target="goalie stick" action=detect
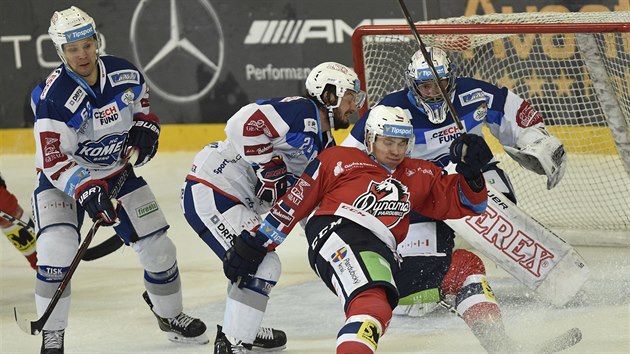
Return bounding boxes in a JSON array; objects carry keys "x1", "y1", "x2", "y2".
[
  {"x1": 0, "y1": 210, "x2": 123, "y2": 262},
  {"x1": 14, "y1": 150, "x2": 138, "y2": 335},
  {"x1": 395, "y1": 0, "x2": 588, "y2": 306}
]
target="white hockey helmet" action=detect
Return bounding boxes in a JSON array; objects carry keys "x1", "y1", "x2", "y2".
[
  {"x1": 405, "y1": 47, "x2": 456, "y2": 125},
  {"x1": 364, "y1": 105, "x2": 415, "y2": 156},
  {"x1": 306, "y1": 62, "x2": 366, "y2": 110},
  {"x1": 48, "y1": 6, "x2": 100, "y2": 64}
]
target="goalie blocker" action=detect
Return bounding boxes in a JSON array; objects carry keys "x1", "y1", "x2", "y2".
[{"x1": 446, "y1": 182, "x2": 589, "y2": 306}]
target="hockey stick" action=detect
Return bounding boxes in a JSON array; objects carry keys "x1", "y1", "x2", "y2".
[
  {"x1": 14, "y1": 150, "x2": 138, "y2": 335},
  {"x1": 438, "y1": 300, "x2": 582, "y2": 352},
  {"x1": 0, "y1": 210, "x2": 123, "y2": 261},
  {"x1": 396, "y1": 0, "x2": 463, "y2": 131}
]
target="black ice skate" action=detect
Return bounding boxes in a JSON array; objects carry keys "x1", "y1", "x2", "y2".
[
  {"x1": 216, "y1": 324, "x2": 287, "y2": 352},
  {"x1": 41, "y1": 329, "x2": 64, "y2": 354},
  {"x1": 142, "y1": 291, "x2": 208, "y2": 344},
  {"x1": 214, "y1": 325, "x2": 250, "y2": 354}
]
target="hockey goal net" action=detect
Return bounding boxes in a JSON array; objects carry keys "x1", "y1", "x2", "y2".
[{"x1": 352, "y1": 12, "x2": 630, "y2": 242}]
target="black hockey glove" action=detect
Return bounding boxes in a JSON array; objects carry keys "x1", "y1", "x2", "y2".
[
  {"x1": 223, "y1": 230, "x2": 267, "y2": 288},
  {"x1": 450, "y1": 134, "x2": 493, "y2": 191},
  {"x1": 253, "y1": 156, "x2": 288, "y2": 203},
  {"x1": 76, "y1": 180, "x2": 118, "y2": 226},
  {"x1": 126, "y1": 113, "x2": 160, "y2": 167}
]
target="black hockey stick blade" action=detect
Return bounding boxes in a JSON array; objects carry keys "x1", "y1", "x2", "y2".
[
  {"x1": 82, "y1": 235, "x2": 124, "y2": 261},
  {"x1": 535, "y1": 327, "x2": 582, "y2": 353}
]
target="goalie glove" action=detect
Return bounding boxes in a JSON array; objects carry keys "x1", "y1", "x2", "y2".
[
  {"x1": 253, "y1": 156, "x2": 288, "y2": 204},
  {"x1": 503, "y1": 126, "x2": 567, "y2": 189}
]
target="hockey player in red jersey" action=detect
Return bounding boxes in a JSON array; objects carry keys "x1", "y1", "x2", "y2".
[
  {"x1": 222, "y1": 105, "x2": 494, "y2": 354},
  {"x1": 0, "y1": 174, "x2": 37, "y2": 269}
]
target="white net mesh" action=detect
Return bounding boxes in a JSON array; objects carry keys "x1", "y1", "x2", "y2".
[{"x1": 354, "y1": 12, "x2": 630, "y2": 232}]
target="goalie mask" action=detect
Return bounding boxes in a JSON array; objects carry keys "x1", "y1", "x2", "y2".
[
  {"x1": 364, "y1": 105, "x2": 415, "y2": 156},
  {"x1": 306, "y1": 62, "x2": 366, "y2": 128},
  {"x1": 49, "y1": 6, "x2": 100, "y2": 65},
  {"x1": 405, "y1": 47, "x2": 456, "y2": 125}
]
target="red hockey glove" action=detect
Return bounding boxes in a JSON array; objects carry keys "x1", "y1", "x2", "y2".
[
  {"x1": 223, "y1": 230, "x2": 267, "y2": 288},
  {"x1": 450, "y1": 134, "x2": 493, "y2": 191},
  {"x1": 75, "y1": 180, "x2": 118, "y2": 226},
  {"x1": 126, "y1": 113, "x2": 160, "y2": 167},
  {"x1": 253, "y1": 156, "x2": 288, "y2": 203}
]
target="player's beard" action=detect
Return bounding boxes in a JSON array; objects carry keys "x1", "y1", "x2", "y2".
[{"x1": 332, "y1": 111, "x2": 351, "y2": 130}]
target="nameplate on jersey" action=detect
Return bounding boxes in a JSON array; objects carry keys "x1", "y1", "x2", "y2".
[
  {"x1": 424, "y1": 121, "x2": 466, "y2": 150},
  {"x1": 458, "y1": 88, "x2": 493, "y2": 107},
  {"x1": 108, "y1": 70, "x2": 140, "y2": 87},
  {"x1": 64, "y1": 87, "x2": 87, "y2": 113},
  {"x1": 92, "y1": 102, "x2": 121, "y2": 130}
]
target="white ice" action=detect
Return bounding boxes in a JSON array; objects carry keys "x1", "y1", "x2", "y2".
[{"x1": 1, "y1": 152, "x2": 628, "y2": 353}]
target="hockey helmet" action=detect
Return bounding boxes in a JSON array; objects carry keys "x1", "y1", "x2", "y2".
[
  {"x1": 364, "y1": 105, "x2": 415, "y2": 156},
  {"x1": 405, "y1": 47, "x2": 456, "y2": 124},
  {"x1": 306, "y1": 62, "x2": 366, "y2": 110},
  {"x1": 49, "y1": 6, "x2": 100, "y2": 64}
]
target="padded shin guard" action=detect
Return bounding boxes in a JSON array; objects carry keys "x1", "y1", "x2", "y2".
[{"x1": 336, "y1": 288, "x2": 391, "y2": 354}]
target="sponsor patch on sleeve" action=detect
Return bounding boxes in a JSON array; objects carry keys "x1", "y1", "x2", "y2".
[
  {"x1": 40, "y1": 131, "x2": 67, "y2": 168},
  {"x1": 107, "y1": 70, "x2": 140, "y2": 87},
  {"x1": 516, "y1": 101, "x2": 543, "y2": 127}
]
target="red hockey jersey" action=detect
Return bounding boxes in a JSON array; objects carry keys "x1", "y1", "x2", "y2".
[{"x1": 258, "y1": 146, "x2": 487, "y2": 249}]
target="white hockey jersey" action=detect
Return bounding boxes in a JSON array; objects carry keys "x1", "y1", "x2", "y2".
[
  {"x1": 186, "y1": 96, "x2": 334, "y2": 214},
  {"x1": 31, "y1": 56, "x2": 149, "y2": 198}
]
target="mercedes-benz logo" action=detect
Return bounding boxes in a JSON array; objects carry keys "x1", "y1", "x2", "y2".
[{"x1": 130, "y1": 0, "x2": 224, "y2": 103}]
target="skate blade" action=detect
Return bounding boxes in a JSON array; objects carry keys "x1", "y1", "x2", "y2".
[
  {"x1": 166, "y1": 332, "x2": 210, "y2": 345},
  {"x1": 251, "y1": 344, "x2": 287, "y2": 352}
]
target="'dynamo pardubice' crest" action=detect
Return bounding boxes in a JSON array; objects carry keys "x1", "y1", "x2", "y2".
[{"x1": 352, "y1": 177, "x2": 410, "y2": 227}]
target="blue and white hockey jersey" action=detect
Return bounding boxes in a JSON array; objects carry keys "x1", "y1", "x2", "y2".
[
  {"x1": 31, "y1": 55, "x2": 149, "y2": 198},
  {"x1": 186, "y1": 96, "x2": 334, "y2": 214},
  {"x1": 343, "y1": 77, "x2": 544, "y2": 168}
]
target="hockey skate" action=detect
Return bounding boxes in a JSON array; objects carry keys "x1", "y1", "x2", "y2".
[
  {"x1": 41, "y1": 329, "x2": 64, "y2": 354},
  {"x1": 142, "y1": 291, "x2": 208, "y2": 344},
  {"x1": 216, "y1": 324, "x2": 287, "y2": 352}
]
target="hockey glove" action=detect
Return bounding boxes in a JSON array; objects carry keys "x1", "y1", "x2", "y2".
[
  {"x1": 76, "y1": 180, "x2": 118, "y2": 226},
  {"x1": 223, "y1": 230, "x2": 267, "y2": 288},
  {"x1": 125, "y1": 113, "x2": 160, "y2": 167},
  {"x1": 450, "y1": 134, "x2": 493, "y2": 191},
  {"x1": 253, "y1": 156, "x2": 288, "y2": 204}
]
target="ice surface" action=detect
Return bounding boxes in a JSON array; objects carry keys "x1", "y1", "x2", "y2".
[{"x1": 1, "y1": 152, "x2": 628, "y2": 353}]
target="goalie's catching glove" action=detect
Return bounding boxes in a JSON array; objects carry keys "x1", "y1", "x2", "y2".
[
  {"x1": 223, "y1": 230, "x2": 267, "y2": 288},
  {"x1": 450, "y1": 134, "x2": 493, "y2": 191},
  {"x1": 253, "y1": 156, "x2": 288, "y2": 203},
  {"x1": 503, "y1": 126, "x2": 567, "y2": 189},
  {"x1": 75, "y1": 180, "x2": 118, "y2": 226},
  {"x1": 125, "y1": 113, "x2": 160, "y2": 167}
]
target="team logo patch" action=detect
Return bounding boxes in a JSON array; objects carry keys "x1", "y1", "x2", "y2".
[
  {"x1": 76, "y1": 134, "x2": 126, "y2": 166},
  {"x1": 352, "y1": 178, "x2": 410, "y2": 228},
  {"x1": 121, "y1": 88, "x2": 135, "y2": 106},
  {"x1": 108, "y1": 70, "x2": 140, "y2": 87},
  {"x1": 136, "y1": 201, "x2": 159, "y2": 218},
  {"x1": 40, "y1": 131, "x2": 67, "y2": 168},
  {"x1": 516, "y1": 101, "x2": 543, "y2": 127},
  {"x1": 331, "y1": 247, "x2": 348, "y2": 263},
  {"x1": 242, "y1": 109, "x2": 280, "y2": 137},
  {"x1": 357, "y1": 319, "x2": 380, "y2": 350},
  {"x1": 473, "y1": 103, "x2": 487, "y2": 121}
]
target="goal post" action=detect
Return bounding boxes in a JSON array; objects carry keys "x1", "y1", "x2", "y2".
[{"x1": 351, "y1": 12, "x2": 630, "y2": 242}]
